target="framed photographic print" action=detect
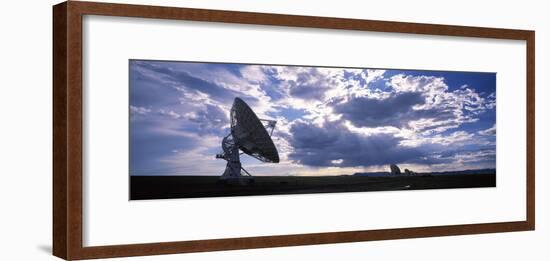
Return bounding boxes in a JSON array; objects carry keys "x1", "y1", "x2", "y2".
[{"x1": 53, "y1": 1, "x2": 535, "y2": 260}]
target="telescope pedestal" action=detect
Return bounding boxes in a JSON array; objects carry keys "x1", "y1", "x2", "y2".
[
  {"x1": 220, "y1": 159, "x2": 242, "y2": 179},
  {"x1": 217, "y1": 135, "x2": 253, "y2": 185}
]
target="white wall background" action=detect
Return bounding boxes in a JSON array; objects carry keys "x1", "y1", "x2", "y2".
[{"x1": 0, "y1": 0, "x2": 547, "y2": 260}]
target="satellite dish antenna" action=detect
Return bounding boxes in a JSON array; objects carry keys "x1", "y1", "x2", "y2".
[{"x1": 216, "y1": 97, "x2": 279, "y2": 183}]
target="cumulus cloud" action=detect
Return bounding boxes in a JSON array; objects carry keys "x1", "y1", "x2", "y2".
[
  {"x1": 362, "y1": 69, "x2": 386, "y2": 85},
  {"x1": 184, "y1": 104, "x2": 230, "y2": 135},
  {"x1": 288, "y1": 120, "x2": 435, "y2": 168},
  {"x1": 240, "y1": 65, "x2": 268, "y2": 83},
  {"x1": 270, "y1": 66, "x2": 338, "y2": 101},
  {"x1": 385, "y1": 74, "x2": 492, "y2": 133},
  {"x1": 330, "y1": 92, "x2": 425, "y2": 128}
]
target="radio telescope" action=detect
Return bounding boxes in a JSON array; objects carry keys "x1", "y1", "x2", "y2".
[{"x1": 216, "y1": 97, "x2": 279, "y2": 183}]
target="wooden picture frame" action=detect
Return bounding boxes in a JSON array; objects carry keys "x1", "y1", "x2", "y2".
[{"x1": 53, "y1": 1, "x2": 535, "y2": 260}]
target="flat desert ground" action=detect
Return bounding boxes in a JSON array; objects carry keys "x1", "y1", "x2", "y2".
[{"x1": 130, "y1": 173, "x2": 496, "y2": 200}]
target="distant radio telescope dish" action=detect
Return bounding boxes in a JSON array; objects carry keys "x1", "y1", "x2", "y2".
[
  {"x1": 216, "y1": 97, "x2": 279, "y2": 182},
  {"x1": 390, "y1": 164, "x2": 401, "y2": 175}
]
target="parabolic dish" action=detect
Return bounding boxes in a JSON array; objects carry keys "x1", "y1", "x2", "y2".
[{"x1": 231, "y1": 97, "x2": 280, "y2": 163}]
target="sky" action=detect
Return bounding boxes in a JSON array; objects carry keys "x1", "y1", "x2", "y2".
[{"x1": 129, "y1": 60, "x2": 496, "y2": 176}]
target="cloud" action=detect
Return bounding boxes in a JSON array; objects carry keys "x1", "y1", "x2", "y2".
[
  {"x1": 130, "y1": 120, "x2": 202, "y2": 174},
  {"x1": 478, "y1": 124, "x2": 496, "y2": 136},
  {"x1": 342, "y1": 74, "x2": 493, "y2": 135},
  {"x1": 420, "y1": 130, "x2": 475, "y2": 146},
  {"x1": 183, "y1": 104, "x2": 230, "y2": 135},
  {"x1": 132, "y1": 61, "x2": 243, "y2": 105},
  {"x1": 288, "y1": 120, "x2": 435, "y2": 168},
  {"x1": 270, "y1": 66, "x2": 337, "y2": 101},
  {"x1": 240, "y1": 65, "x2": 268, "y2": 83},
  {"x1": 434, "y1": 148, "x2": 496, "y2": 167},
  {"x1": 330, "y1": 91, "x2": 425, "y2": 128},
  {"x1": 157, "y1": 109, "x2": 182, "y2": 119},
  {"x1": 130, "y1": 105, "x2": 151, "y2": 117},
  {"x1": 363, "y1": 69, "x2": 386, "y2": 85}
]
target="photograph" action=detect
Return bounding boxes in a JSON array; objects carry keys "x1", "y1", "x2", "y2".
[{"x1": 129, "y1": 60, "x2": 497, "y2": 200}]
